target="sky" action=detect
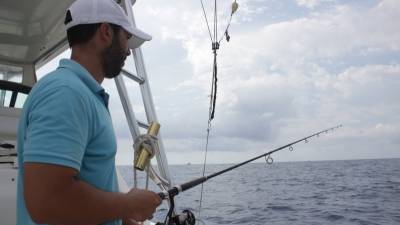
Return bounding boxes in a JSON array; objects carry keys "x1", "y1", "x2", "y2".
[{"x1": 38, "y1": 0, "x2": 400, "y2": 165}]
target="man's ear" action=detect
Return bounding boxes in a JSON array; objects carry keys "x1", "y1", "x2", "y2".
[{"x1": 97, "y1": 23, "x2": 114, "y2": 46}]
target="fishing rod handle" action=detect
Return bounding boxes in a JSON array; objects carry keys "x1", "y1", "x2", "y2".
[
  {"x1": 157, "y1": 187, "x2": 179, "y2": 200},
  {"x1": 157, "y1": 177, "x2": 208, "y2": 200}
]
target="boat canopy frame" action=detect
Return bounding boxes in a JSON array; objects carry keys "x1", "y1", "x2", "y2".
[{"x1": 0, "y1": 0, "x2": 174, "y2": 191}]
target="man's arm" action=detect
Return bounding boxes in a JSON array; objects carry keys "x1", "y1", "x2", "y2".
[{"x1": 24, "y1": 162, "x2": 161, "y2": 225}]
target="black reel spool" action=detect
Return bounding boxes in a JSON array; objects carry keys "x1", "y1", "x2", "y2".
[
  {"x1": 156, "y1": 209, "x2": 196, "y2": 225},
  {"x1": 175, "y1": 209, "x2": 196, "y2": 225}
]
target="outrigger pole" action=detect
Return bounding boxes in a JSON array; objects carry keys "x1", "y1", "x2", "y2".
[{"x1": 158, "y1": 124, "x2": 342, "y2": 200}]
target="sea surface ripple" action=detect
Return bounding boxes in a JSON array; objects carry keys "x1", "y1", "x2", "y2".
[{"x1": 118, "y1": 158, "x2": 400, "y2": 225}]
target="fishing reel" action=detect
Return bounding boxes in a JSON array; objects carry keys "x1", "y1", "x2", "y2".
[
  {"x1": 133, "y1": 122, "x2": 196, "y2": 225},
  {"x1": 156, "y1": 209, "x2": 196, "y2": 225}
]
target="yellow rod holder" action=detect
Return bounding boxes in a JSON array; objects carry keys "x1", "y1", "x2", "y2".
[{"x1": 134, "y1": 121, "x2": 161, "y2": 171}]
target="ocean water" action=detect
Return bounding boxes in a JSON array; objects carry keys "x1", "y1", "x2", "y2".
[{"x1": 118, "y1": 158, "x2": 400, "y2": 225}]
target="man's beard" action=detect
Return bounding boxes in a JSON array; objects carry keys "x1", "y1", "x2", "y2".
[{"x1": 102, "y1": 36, "x2": 126, "y2": 79}]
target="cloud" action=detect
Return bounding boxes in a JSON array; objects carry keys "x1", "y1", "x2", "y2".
[
  {"x1": 296, "y1": 0, "x2": 335, "y2": 9},
  {"x1": 110, "y1": 0, "x2": 400, "y2": 163}
]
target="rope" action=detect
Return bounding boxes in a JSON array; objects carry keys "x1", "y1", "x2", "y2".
[
  {"x1": 133, "y1": 166, "x2": 137, "y2": 188},
  {"x1": 199, "y1": 0, "x2": 220, "y2": 219},
  {"x1": 133, "y1": 134, "x2": 158, "y2": 159},
  {"x1": 145, "y1": 165, "x2": 150, "y2": 189},
  {"x1": 214, "y1": 0, "x2": 217, "y2": 42},
  {"x1": 133, "y1": 134, "x2": 158, "y2": 189},
  {"x1": 210, "y1": 51, "x2": 218, "y2": 120},
  {"x1": 200, "y1": 0, "x2": 213, "y2": 43},
  {"x1": 199, "y1": 47, "x2": 219, "y2": 218},
  {"x1": 198, "y1": 0, "x2": 237, "y2": 221},
  {"x1": 218, "y1": 14, "x2": 233, "y2": 44},
  {"x1": 199, "y1": 51, "x2": 218, "y2": 216}
]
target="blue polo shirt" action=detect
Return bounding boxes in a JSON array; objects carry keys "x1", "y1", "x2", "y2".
[{"x1": 17, "y1": 59, "x2": 120, "y2": 225}]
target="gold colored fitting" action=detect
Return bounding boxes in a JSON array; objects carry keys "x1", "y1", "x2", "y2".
[{"x1": 134, "y1": 121, "x2": 160, "y2": 171}]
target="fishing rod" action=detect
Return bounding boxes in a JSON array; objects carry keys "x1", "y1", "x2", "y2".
[{"x1": 155, "y1": 125, "x2": 342, "y2": 225}]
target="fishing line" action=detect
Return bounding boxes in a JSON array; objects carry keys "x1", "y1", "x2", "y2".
[
  {"x1": 198, "y1": 1, "x2": 240, "y2": 220},
  {"x1": 198, "y1": 121, "x2": 211, "y2": 218}
]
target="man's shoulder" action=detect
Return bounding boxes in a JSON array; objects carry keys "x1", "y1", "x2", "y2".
[
  {"x1": 32, "y1": 68, "x2": 91, "y2": 99},
  {"x1": 38, "y1": 68, "x2": 85, "y2": 90},
  {"x1": 23, "y1": 69, "x2": 93, "y2": 114}
]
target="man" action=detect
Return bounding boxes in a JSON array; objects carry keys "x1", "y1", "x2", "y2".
[{"x1": 16, "y1": 0, "x2": 161, "y2": 224}]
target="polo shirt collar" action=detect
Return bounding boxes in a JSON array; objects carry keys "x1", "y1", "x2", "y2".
[{"x1": 58, "y1": 59, "x2": 109, "y2": 107}]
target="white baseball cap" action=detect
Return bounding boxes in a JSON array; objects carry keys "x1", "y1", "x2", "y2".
[{"x1": 65, "y1": 0, "x2": 152, "y2": 49}]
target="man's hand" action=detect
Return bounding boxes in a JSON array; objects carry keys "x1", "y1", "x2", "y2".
[{"x1": 124, "y1": 188, "x2": 162, "y2": 222}]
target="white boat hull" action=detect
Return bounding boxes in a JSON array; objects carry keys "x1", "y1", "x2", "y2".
[
  {"x1": 0, "y1": 165, "x2": 150, "y2": 225},
  {"x1": 0, "y1": 164, "x2": 17, "y2": 225}
]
